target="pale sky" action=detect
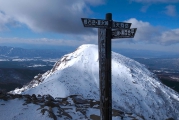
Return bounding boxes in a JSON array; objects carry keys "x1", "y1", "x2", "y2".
[{"x1": 0, "y1": 0, "x2": 179, "y2": 53}]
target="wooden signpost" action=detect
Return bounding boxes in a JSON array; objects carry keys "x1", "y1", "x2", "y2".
[{"x1": 81, "y1": 13, "x2": 137, "y2": 120}]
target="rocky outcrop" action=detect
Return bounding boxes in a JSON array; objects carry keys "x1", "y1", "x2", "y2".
[{"x1": 0, "y1": 92, "x2": 175, "y2": 120}]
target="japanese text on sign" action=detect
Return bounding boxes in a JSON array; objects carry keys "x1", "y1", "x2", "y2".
[
  {"x1": 82, "y1": 18, "x2": 109, "y2": 27},
  {"x1": 112, "y1": 22, "x2": 131, "y2": 29},
  {"x1": 112, "y1": 28, "x2": 137, "y2": 38}
]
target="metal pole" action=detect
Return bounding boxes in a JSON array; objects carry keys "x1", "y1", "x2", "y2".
[{"x1": 98, "y1": 13, "x2": 112, "y2": 120}]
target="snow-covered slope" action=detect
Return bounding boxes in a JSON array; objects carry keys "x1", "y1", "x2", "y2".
[{"x1": 10, "y1": 44, "x2": 179, "y2": 119}]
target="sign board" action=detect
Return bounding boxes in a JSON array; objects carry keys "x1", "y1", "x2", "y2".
[
  {"x1": 112, "y1": 28, "x2": 137, "y2": 39},
  {"x1": 112, "y1": 21, "x2": 131, "y2": 29},
  {"x1": 81, "y1": 18, "x2": 132, "y2": 29},
  {"x1": 81, "y1": 18, "x2": 109, "y2": 28}
]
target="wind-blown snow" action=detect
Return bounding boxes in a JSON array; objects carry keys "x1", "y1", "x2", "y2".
[{"x1": 10, "y1": 44, "x2": 179, "y2": 119}]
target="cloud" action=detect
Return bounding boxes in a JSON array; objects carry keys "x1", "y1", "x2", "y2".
[
  {"x1": 131, "y1": 0, "x2": 179, "y2": 3},
  {"x1": 0, "y1": 11, "x2": 11, "y2": 31},
  {"x1": 159, "y1": 29, "x2": 179, "y2": 44},
  {"x1": 140, "y1": 5, "x2": 150, "y2": 12},
  {"x1": 164, "y1": 5, "x2": 177, "y2": 16},
  {"x1": 0, "y1": 0, "x2": 103, "y2": 34},
  {"x1": 132, "y1": 0, "x2": 179, "y2": 13},
  {"x1": 113, "y1": 18, "x2": 179, "y2": 45},
  {"x1": 124, "y1": 18, "x2": 160, "y2": 42},
  {"x1": 1, "y1": 18, "x2": 179, "y2": 47},
  {"x1": 0, "y1": 34, "x2": 98, "y2": 48}
]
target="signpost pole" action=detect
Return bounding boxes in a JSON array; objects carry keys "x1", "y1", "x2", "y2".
[
  {"x1": 105, "y1": 13, "x2": 112, "y2": 120},
  {"x1": 98, "y1": 13, "x2": 112, "y2": 120}
]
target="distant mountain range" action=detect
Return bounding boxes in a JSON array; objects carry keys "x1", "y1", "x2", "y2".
[
  {"x1": 9, "y1": 44, "x2": 179, "y2": 119},
  {"x1": 0, "y1": 46, "x2": 68, "y2": 59},
  {"x1": 0, "y1": 46, "x2": 178, "y2": 60},
  {"x1": 113, "y1": 48, "x2": 179, "y2": 58}
]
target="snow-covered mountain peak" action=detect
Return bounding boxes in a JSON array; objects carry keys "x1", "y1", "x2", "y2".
[
  {"x1": 10, "y1": 44, "x2": 179, "y2": 119},
  {"x1": 52, "y1": 44, "x2": 98, "y2": 72}
]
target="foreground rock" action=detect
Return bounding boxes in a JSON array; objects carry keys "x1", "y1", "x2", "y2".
[{"x1": 0, "y1": 93, "x2": 151, "y2": 120}]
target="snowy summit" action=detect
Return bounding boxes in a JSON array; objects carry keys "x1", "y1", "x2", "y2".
[{"x1": 1, "y1": 44, "x2": 179, "y2": 119}]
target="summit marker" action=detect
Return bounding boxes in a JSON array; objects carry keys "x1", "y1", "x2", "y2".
[{"x1": 81, "y1": 13, "x2": 137, "y2": 120}]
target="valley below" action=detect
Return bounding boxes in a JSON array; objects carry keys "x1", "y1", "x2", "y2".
[
  {"x1": 0, "y1": 60, "x2": 55, "y2": 92},
  {"x1": 134, "y1": 58, "x2": 179, "y2": 93}
]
